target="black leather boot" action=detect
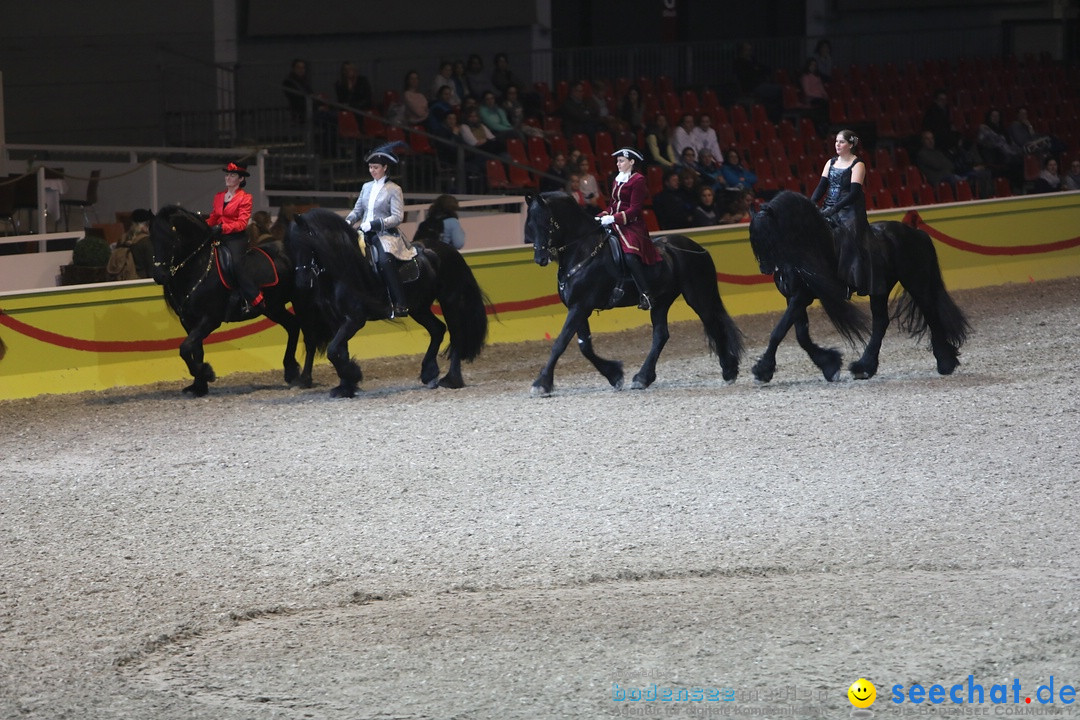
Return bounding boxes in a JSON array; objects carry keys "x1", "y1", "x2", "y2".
[{"x1": 625, "y1": 254, "x2": 653, "y2": 310}]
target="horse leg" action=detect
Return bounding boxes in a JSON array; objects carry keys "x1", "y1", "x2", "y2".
[
  {"x1": 410, "y1": 306, "x2": 448, "y2": 388},
  {"x1": 631, "y1": 304, "x2": 670, "y2": 390},
  {"x1": 326, "y1": 317, "x2": 366, "y2": 398},
  {"x1": 792, "y1": 305, "x2": 844, "y2": 382},
  {"x1": 532, "y1": 305, "x2": 591, "y2": 396},
  {"x1": 261, "y1": 303, "x2": 301, "y2": 385},
  {"x1": 752, "y1": 292, "x2": 809, "y2": 383},
  {"x1": 576, "y1": 318, "x2": 625, "y2": 390},
  {"x1": 850, "y1": 293, "x2": 890, "y2": 379},
  {"x1": 178, "y1": 316, "x2": 221, "y2": 397}
]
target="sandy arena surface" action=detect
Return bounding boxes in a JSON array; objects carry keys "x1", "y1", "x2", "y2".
[{"x1": 1, "y1": 277, "x2": 1078, "y2": 719}]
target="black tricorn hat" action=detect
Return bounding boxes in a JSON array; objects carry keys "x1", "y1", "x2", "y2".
[{"x1": 130, "y1": 208, "x2": 155, "y2": 224}]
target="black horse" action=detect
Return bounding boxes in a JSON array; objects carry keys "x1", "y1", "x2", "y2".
[
  {"x1": 285, "y1": 208, "x2": 489, "y2": 398},
  {"x1": 748, "y1": 190, "x2": 970, "y2": 382},
  {"x1": 523, "y1": 191, "x2": 743, "y2": 395},
  {"x1": 149, "y1": 205, "x2": 315, "y2": 396}
]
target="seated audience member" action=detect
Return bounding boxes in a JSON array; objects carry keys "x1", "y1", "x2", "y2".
[
  {"x1": 652, "y1": 168, "x2": 695, "y2": 230},
  {"x1": 672, "y1": 113, "x2": 697, "y2": 159},
  {"x1": 677, "y1": 168, "x2": 700, "y2": 209},
  {"x1": 977, "y1": 108, "x2": 1023, "y2": 186},
  {"x1": 799, "y1": 57, "x2": 829, "y2": 132},
  {"x1": 541, "y1": 152, "x2": 572, "y2": 192},
  {"x1": 417, "y1": 194, "x2": 466, "y2": 249},
  {"x1": 721, "y1": 149, "x2": 757, "y2": 192},
  {"x1": 108, "y1": 208, "x2": 155, "y2": 279},
  {"x1": 282, "y1": 58, "x2": 313, "y2": 125},
  {"x1": 645, "y1": 114, "x2": 678, "y2": 168},
  {"x1": 620, "y1": 85, "x2": 647, "y2": 134},
  {"x1": 576, "y1": 155, "x2": 604, "y2": 210},
  {"x1": 1033, "y1": 157, "x2": 1062, "y2": 193},
  {"x1": 1008, "y1": 107, "x2": 1065, "y2": 157},
  {"x1": 402, "y1": 70, "x2": 430, "y2": 125},
  {"x1": 732, "y1": 41, "x2": 782, "y2": 121},
  {"x1": 692, "y1": 185, "x2": 720, "y2": 227},
  {"x1": 567, "y1": 173, "x2": 587, "y2": 207},
  {"x1": 695, "y1": 150, "x2": 725, "y2": 188},
  {"x1": 464, "y1": 54, "x2": 495, "y2": 101},
  {"x1": 432, "y1": 61, "x2": 461, "y2": 106},
  {"x1": 678, "y1": 147, "x2": 700, "y2": 176},
  {"x1": 1063, "y1": 159, "x2": 1080, "y2": 191},
  {"x1": 478, "y1": 90, "x2": 519, "y2": 142},
  {"x1": 247, "y1": 210, "x2": 274, "y2": 246},
  {"x1": 490, "y1": 53, "x2": 522, "y2": 100},
  {"x1": 428, "y1": 86, "x2": 457, "y2": 132},
  {"x1": 719, "y1": 188, "x2": 755, "y2": 224},
  {"x1": 502, "y1": 85, "x2": 549, "y2": 141},
  {"x1": 691, "y1": 114, "x2": 724, "y2": 169},
  {"x1": 916, "y1": 130, "x2": 969, "y2": 193},
  {"x1": 560, "y1": 81, "x2": 601, "y2": 139},
  {"x1": 812, "y1": 39, "x2": 834, "y2": 83},
  {"x1": 922, "y1": 90, "x2": 959, "y2": 153},
  {"x1": 335, "y1": 61, "x2": 374, "y2": 111},
  {"x1": 461, "y1": 107, "x2": 502, "y2": 155}
]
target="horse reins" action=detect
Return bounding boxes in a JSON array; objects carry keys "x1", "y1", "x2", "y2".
[
  {"x1": 542, "y1": 213, "x2": 607, "y2": 282},
  {"x1": 156, "y1": 227, "x2": 215, "y2": 314}
]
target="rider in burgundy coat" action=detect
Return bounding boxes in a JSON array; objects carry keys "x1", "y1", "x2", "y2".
[{"x1": 598, "y1": 147, "x2": 661, "y2": 309}]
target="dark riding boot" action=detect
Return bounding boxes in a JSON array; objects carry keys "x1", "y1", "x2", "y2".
[
  {"x1": 225, "y1": 236, "x2": 264, "y2": 318},
  {"x1": 379, "y1": 257, "x2": 409, "y2": 317},
  {"x1": 624, "y1": 254, "x2": 653, "y2": 310}
]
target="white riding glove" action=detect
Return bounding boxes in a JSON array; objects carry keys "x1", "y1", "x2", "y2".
[
  {"x1": 360, "y1": 220, "x2": 372, "y2": 233},
  {"x1": 599, "y1": 215, "x2": 615, "y2": 226}
]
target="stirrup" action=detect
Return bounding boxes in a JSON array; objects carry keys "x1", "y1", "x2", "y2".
[
  {"x1": 637, "y1": 294, "x2": 652, "y2": 311},
  {"x1": 390, "y1": 305, "x2": 409, "y2": 318}
]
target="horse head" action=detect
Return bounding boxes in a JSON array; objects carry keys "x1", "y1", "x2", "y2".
[
  {"x1": 149, "y1": 205, "x2": 211, "y2": 285},
  {"x1": 287, "y1": 212, "x2": 321, "y2": 289},
  {"x1": 524, "y1": 191, "x2": 589, "y2": 268},
  {"x1": 523, "y1": 192, "x2": 552, "y2": 267}
]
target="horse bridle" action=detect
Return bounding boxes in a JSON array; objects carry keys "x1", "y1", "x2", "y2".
[
  {"x1": 293, "y1": 227, "x2": 327, "y2": 289},
  {"x1": 538, "y1": 209, "x2": 607, "y2": 281},
  {"x1": 154, "y1": 224, "x2": 216, "y2": 313}
]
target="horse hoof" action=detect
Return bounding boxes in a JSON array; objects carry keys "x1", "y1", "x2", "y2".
[
  {"x1": 329, "y1": 385, "x2": 357, "y2": 399},
  {"x1": 613, "y1": 377, "x2": 624, "y2": 391},
  {"x1": 827, "y1": 370, "x2": 841, "y2": 382},
  {"x1": 438, "y1": 376, "x2": 464, "y2": 389},
  {"x1": 424, "y1": 378, "x2": 439, "y2": 389},
  {"x1": 530, "y1": 384, "x2": 551, "y2": 397}
]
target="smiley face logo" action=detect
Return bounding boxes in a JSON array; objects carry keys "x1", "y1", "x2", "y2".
[{"x1": 848, "y1": 678, "x2": 876, "y2": 708}]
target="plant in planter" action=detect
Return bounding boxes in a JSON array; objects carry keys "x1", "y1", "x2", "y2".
[{"x1": 60, "y1": 235, "x2": 111, "y2": 285}]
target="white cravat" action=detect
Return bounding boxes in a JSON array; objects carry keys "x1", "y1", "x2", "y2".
[
  {"x1": 364, "y1": 177, "x2": 386, "y2": 223},
  {"x1": 615, "y1": 171, "x2": 631, "y2": 184}
]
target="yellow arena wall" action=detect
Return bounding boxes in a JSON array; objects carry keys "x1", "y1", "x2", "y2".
[{"x1": 1, "y1": 193, "x2": 1078, "y2": 400}]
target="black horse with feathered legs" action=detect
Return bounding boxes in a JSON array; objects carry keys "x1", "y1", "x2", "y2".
[
  {"x1": 286, "y1": 208, "x2": 489, "y2": 398},
  {"x1": 523, "y1": 191, "x2": 743, "y2": 396},
  {"x1": 748, "y1": 190, "x2": 970, "y2": 382},
  {"x1": 149, "y1": 205, "x2": 316, "y2": 397}
]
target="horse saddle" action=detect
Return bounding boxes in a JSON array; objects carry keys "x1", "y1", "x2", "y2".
[
  {"x1": 366, "y1": 240, "x2": 422, "y2": 284},
  {"x1": 214, "y1": 244, "x2": 281, "y2": 291}
]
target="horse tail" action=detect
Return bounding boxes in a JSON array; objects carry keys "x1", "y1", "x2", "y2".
[
  {"x1": 889, "y1": 223, "x2": 970, "y2": 350},
  {"x1": 663, "y1": 236, "x2": 744, "y2": 378},
  {"x1": 796, "y1": 266, "x2": 870, "y2": 347},
  {"x1": 430, "y1": 242, "x2": 489, "y2": 362}
]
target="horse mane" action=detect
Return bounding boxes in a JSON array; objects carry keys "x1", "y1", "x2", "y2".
[
  {"x1": 750, "y1": 191, "x2": 836, "y2": 275},
  {"x1": 157, "y1": 205, "x2": 210, "y2": 245},
  {"x1": 289, "y1": 208, "x2": 369, "y2": 287}
]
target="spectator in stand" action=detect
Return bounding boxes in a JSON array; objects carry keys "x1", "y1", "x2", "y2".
[
  {"x1": 1064, "y1": 159, "x2": 1080, "y2": 191},
  {"x1": 1008, "y1": 107, "x2": 1065, "y2": 157},
  {"x1": 922, "y1": 90, "x2": 959, "y2": 153},
  {"x1": 977, "y1": 108, "x2": 1023, "y2": 186},
  {"x1": 721, "y1": 149, "x2": 757, "y2": 192},
  {"x1": 692, "y1": 185, "x2": 720, "y2": 227},
  {"x1": 916, "y1": 130, "x2": 973, "y2": 196},
  {"x1": 478, "y1": 90, "x2": 519, "y2": 142},
  {"x1": 461, "y1": 106, "x2": 502, "y2": 156},
  {"x1": 733, "y1": 41, "x2": 782, "y2": 122},
  {"x1": 464, "y1": 54, "x2": 495, "y2": 101},
  {"x1": 620, "y1": 85, "x2": 647, "y2": 135},
  {"x1": 567, "y1": 173, "x2": 587, "y2": 206},
  {"x1": 282, "y1": 58, "x2": 313, "y2": 125},
  {"x1": 335, "y1": 61, "x2": 374, "y2": 112},
  {"x1": 676, "y1": 167, "x2": 700, "y2": 209},
  {"x1": 677, "y1": 146, "x2": 700, "y2": 177},
  {"x1": 501, "y1": 85, "x2": 550, "y2": 142},
  {"x1": 1033, "y1": 157, "x2": 1062, "y2": 193},
  {"x1": 645, "y1": 114, "x2": 678, "y2": 168},
  {"x1": 576, "y1": 155, "x2": 604, "y2": 210},
  {"x1": 672, "y1": 113, "x2": 697, "y2": 159},
  {"x1": 652, "y1": 168, "x2": 695, "y2": 230},
  {"x1": 799, "y1": 57, "x2": 829, "y2": 133},
  {"x1": 695, "y1": 149, "x2": 725, "y2": 189},
  {"x1": 541, "y1": 152, "x2": 572, "y2": 192},
  {"x1": 720, "y1": 188, "x2": 755, "y2": 224},
  {"x1": 417, "y1": 194, "x2": 466, "y2": 249},
  {"x1": 592, "y1": 79, "x2": 621, "y2": 135},
  {"x1": 691, "y1": 114, "x2": 724, "y2": 169},
  {"x1": 491, "y1": 53, "x2": 522, "y2": 100},
  {"x1": 112, "y1": 208, "x2": 155, "y2": 279},
  {"x1": 402, "y1": 70, "x2": 430, "y2": 126},
  {"x1": 560, "y1": 81, "x2": 601, "y2": 139},
  {"x1": 431, "y1": 61, "x2": 461, "y2": 107},
  {"x1": 247, "y1": 210, "x2": 275, "y2": 246},
  {"x1": 812, "y1": 39, "x2": 834, "y2": 83}
]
